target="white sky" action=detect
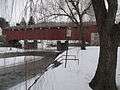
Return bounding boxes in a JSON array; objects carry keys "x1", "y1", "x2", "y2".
[
  {"x1": 0, "y1": 0, "x2": 26, "y2": 25},
  {"x1": 0, "y1": 0, "x2": 120, "y2": 26}
]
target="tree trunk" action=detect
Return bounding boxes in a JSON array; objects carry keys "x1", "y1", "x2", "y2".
[
  {"x1": 89, "y1": 30, "x2": 118, "y2": 90},
  {"x1": 81, "y1": 32, "x2": 86, "y2": 50},
  {"x1": 89, "y1": 0, "x2": 118, "y2": 89},
  {"x1": 78, "y1": 25, "x2": 86, "y2": 50}
]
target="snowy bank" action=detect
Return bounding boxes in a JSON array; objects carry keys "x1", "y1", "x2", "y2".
[
  {"x1": 0, "y1": 47, "x2": 24, "y2": 53},
  {"x1": 0, "y1": 56, "x2": 43, "y2": 69},
  {"x1": 9, "y1": 47, "x2": 120, "y2": 90}
]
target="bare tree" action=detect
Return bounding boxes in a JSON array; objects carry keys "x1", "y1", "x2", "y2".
[
  {"x1": 89, "y1": 0, "x2": 119, "y2": 90},
  {"x1": 59, "y1": 0, "x2": 92, "y2": 50},
  {"x1": 35, "y1": 0, "x2": 92, "y2": 50}
]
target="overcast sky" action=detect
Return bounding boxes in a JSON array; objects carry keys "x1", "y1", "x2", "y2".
[
  {"x1": 0, "y1": 0, "x2": 120, "y2": 26},
  {"x1": 0, "y1": 0, "x2": 26, "y2": 25}
]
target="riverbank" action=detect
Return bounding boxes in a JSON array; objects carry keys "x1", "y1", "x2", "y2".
[{"x1": 0, "y1": 55, "x2": 57, "y2": 90}]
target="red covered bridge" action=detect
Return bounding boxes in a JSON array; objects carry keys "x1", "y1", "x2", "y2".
[{"x1": 3, "y1": 25, "x2": 97, "y2": 43}]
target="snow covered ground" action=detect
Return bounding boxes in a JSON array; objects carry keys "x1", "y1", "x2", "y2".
[
  {"x1": 7, "y1": 46, "x2": 120, "y2": 90},
  {"x1": 0, "y1": 47, "x2": 44, "y2": 68},
  {"x1": 0, "y1": 56, "x2": 43, "y2": 68},
  {"x1": 0, "y1": 47, "x2": 24, "y2": 53},
  {"x1": 0, "y1": 47, "x2": 24, "y2": 68}
]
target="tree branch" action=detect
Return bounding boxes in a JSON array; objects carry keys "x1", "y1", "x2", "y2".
[
  {"x1": 69, "y1": 0, "x2": 81, "y2": 22},
  {"x1": 81, "y1": 1, "x2": 92, "y2": 16},
  {"x1": 64, "y1": 0, "x2": 79, "y2": 24},
  {"x1": 106, "y1": 0, "x2": 118, "y2": 27}
]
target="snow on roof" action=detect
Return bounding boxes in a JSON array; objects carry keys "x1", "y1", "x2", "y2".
[{"x1": 4, "y1": 22, "x2": 96, "y2": 30}]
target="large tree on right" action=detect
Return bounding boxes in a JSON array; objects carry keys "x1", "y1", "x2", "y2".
[{"x1": 89, "y1": 0, "x2": 119, "y2": 90}]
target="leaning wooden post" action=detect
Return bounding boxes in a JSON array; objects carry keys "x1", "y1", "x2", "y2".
[{"x1": 65, "y1": 27, "x2": 71, "y2": 68}]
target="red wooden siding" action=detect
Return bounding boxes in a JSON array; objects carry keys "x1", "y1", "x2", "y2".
[{"x1": 3, "y1": 25, "x2": 97, "y2": 43}]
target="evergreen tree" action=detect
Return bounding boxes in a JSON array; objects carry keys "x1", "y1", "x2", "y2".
[
  {"x1": 20, "y1": 17, "x2": 26, "y2": 26},
  {"x1": 0, "y1": 17, "x2": 9, "y2": 28},
  {"x1": 28, "y1": 16, "x2": 35, "y2": 25}
]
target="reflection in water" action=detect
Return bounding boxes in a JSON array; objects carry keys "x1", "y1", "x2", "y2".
[{"x1": 0, "y1": 56, "x2": 43, "y2": 90}]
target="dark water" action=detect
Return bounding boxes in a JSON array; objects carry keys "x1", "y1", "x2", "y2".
[
  {"x1": 0, "y1": 65, "x2": 25, "y2": 90},
  {"x1": 0, "y1": 56, "x2": 56, "y2": 90},
  {"x1": 0, "y1": 70, "x2": 25, "y2": 90}
]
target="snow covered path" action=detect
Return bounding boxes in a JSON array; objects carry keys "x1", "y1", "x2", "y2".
[
  {"x1": 0, "y1": 56, "x2": 44, "y2": 68},
  {"x1": 9, "y1": 47, "x2": 120, "y2": 90},
  {"x1": 0, "y1": 47, "x2": 58, "y2": 68},
  {"x1": 0, "y1": 47, "x2": 25, "y2": 68},
  {"x1": 0, "y1": 47, "x2": 24, "y2": 53}
]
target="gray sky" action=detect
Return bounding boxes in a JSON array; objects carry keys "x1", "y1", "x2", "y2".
[
  {"x1": 0, "y1": 0, "x2": 26, "y2": 25},
  {"x1": 0, "y1": 0, "x2": 120, "y2": 26}
]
